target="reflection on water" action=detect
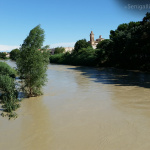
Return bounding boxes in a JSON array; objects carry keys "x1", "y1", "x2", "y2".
[{"x1": 0, "y1": 61, "x2": 150, "y2": 150}]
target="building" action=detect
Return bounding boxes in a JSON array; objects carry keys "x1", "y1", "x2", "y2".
[
  {"x1": 2, "y1": 52, "x2": 10, "y2": 58},
  {"x1": 50, "y1": 47, "x2": 74, "y2": 55},
  {"x1": 64, "y1": 47, "x2": 74, "y2": 53},
  {"x1": 89, "y1": 31, "x2": 104, "y2": 49}
]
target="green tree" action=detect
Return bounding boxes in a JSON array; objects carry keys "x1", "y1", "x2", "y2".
[
  {"x1": 0, "y1": 52, "x2": 7, "y2": 59},
  {"x1": 54, "y1": 47, "x2": 65, "y2": 54},
  {"x1": 74, "y1": 39, "x2": 91, "y2": 53},
  {"x1": 16, "y1": 25, "x2": 50, "y2": 97},
  {"x1": 96, "y1": 39, "x2": 113, "y2": 64},
  {"x1": 10, "y1": 49, "x2": 20, "y2": 61}
]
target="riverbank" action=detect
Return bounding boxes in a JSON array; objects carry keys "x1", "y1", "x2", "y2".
[{"x1": 50, "y1": 52, "x2": 150, "y2": 73}]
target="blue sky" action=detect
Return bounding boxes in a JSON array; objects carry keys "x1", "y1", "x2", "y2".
[{"x1": 0, "y1": 0, "x2": 149, "y2": 51}]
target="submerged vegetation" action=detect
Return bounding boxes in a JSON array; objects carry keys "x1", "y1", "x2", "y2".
[
  {"x1": 50, "y1": 12, "x2": 150, "y2": 71},
  {"x1": 17, "y1": 25, "x2": 50, "y2": 97},
  {"x1": 0, "y1": 62, "x2": 20, "y2": 119},
  {"x1": 0, "y1": 25, "x2": 49, "y2": 119}
]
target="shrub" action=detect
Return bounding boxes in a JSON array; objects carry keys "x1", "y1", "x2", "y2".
[
  {"x1": 0, "y1": 62, "x2": 16, "y2": 78},
  {"x1": 0, "y1": 52, "x2": 7, "y2": 59},
  {"x1": 54, "y1": 47, "x2": 65, "y2": 54},
  {"x1": 0, "y1": 63, "x2": 20, "y2": 119},
  {"x1": 50, "y1": 47, "x2": 99, "y2": 66},
  {"x1": 0, "y1": 75, "x2": 16, "y2": 94},
  {"x1": 10, "y1": 49, "x2": 20, "y2": 61}
]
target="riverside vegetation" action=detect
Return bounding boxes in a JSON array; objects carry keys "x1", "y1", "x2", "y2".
[
  {"x1": 50, "y1": 13, "x2": 150, "y2": 71},
  {"x1": 0, "y1": 25, "x2": 49, "y2": 119},
  {"x1": 0, "y1": 62, "x2": 20, "y2": 119}
]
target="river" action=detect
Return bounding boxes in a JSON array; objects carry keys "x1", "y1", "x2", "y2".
[{"x1": 0, "y1": 60, "x2": 150, "y2": 150}]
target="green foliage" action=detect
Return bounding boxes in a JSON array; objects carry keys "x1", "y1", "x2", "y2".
[
  {"x1": 0, "y1": 52, "x2": 7, "y2": 59},
  {"x1": 1, "y1": 92, "x2": 20, "y2": 113},
  {"x1": 0, "y1": 75, "x2": 16, "y2": 94},
  {"x1": 96, "y1": 39, "x2": 113, "y2": 63},
  {"x1": 54, "y1": 47, "x2": 65, "y2": 54},
  {"x1": 17, "y1": 25, "x2": 49, "y2": 97},
  {"x1": 51, "y1": 13, "x2": 150, "y2": 71},
  {"x1": 50, "y1": 47, "x2": 99, "y2": 66},
  {"x1": 50, "y1": 53, "x2": 65, "y2": 63},
  {"x1": 107, "y1": 12, "x2": 150, "y2": 70},
  {"x1": 10, "y1": 49, "x2": 20, "y2": 61},
  {"x1": 0, "y1": 62, "x2": 16, "y2": 78},
  {"x1": 74, "y1": 39, "x2": 91, "y2": 53},
  {"x1": 0, "y1": 64, "x2": 20, "y2": 119}
]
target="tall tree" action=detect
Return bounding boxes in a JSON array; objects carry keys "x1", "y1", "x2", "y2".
[{"x1": 17, "y1": 25, "x2": 50, "y2": 97}]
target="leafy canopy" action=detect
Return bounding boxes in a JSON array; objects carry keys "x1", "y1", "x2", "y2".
[
  {"x1": 74, "y1": 39, "x2": 91, "y2": 53},
  {"x1": 54, "y1": 47, "x2": 65, "y2": 54},
  {"x1": 0, "y1": 62, "x2": 16, "y2": 78},
  {"x1": 17, "y1": 25, "x2": 50, "y2": 97},
  {"x1": 10, "y1": 49, "x2": 20, "y2": 61}
]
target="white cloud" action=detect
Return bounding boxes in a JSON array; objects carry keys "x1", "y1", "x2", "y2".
[
  {"x1": 0, "y1": 45, "x2": 20, "y2": 52},
  {"x1": 0, "y1": 42, "x2": 75, "y2": 52},
  {"x1": 50, "y1": 42, "x2": 75, "y2": 48}
]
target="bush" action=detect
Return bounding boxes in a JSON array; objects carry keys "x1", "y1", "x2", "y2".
[
  {"x1": 2, "y1": 92, "x2": 20, "y2": 112},
  {"x1": 50, "y1": 47, "x2": 99, "y2": 66},
  {"x1": 0, "y1": 75, "x2": 15, "y2": 93},
  {"x1": 0, "y1": 52, "x2": 7, "y2": 59},
  {"x1": 0, "y1": 63, "x2": 20, "y2": 119},
  {"x1": 50, "y1": 53, "x2": 65, "y2": 63},
  {"x1": 54, "y1": 47, "x2": 65, "y2": 54},
  {"x1": 0, "y1": 62, "x2": 16, "y2": 78},
  {"x1": 10, "y1": 49, "x2": 20, "y2": 61}
]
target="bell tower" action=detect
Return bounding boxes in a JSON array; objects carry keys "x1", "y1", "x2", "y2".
[{"x1": 90, "y1": 31, "x2": 95, "y2": 45}]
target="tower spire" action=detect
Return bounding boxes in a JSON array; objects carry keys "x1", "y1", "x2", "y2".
[{"x1": 90, "y1": 31, "x2": 95, "y2": 45}]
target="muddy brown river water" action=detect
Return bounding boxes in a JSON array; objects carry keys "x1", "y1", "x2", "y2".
[{"x1": 0, "y1": 60, "x2": 150, "y2": 150}]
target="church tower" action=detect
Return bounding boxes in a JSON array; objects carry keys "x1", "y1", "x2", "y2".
[{"x1": 90, "y1": 31, "x2": 95, "y2": 45}]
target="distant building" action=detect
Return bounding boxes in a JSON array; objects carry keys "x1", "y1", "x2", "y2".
[
  {"x1": 6, "y1": 53, "x2": 10, "y2": 58},
  {"x1": 89, "y1": 31, "x2": 104, "y2": 49},
  {"x1": 64, "y1": 47, "x2": 74, "y2": 52},
  {"x1": 3, "y1": 52, "x2": 10, "y2": 58},
  {"x1": 50, "y1": 47, "x2": 74, "y2": 55}
]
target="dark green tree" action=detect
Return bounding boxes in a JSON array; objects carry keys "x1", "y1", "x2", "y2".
[
  {"x1": 0, "y1": 52, "x2": 7, "y2": 59},
  {"x1": 74, "y1": 39, "x2": 91, "y2": 53},
  {"x1": 16, "y1": 25, "x2": 50, "y2": 97},
  {"x1": 10, "y1": 48, "x2": 20, "y2": 61},
  {"x1": 96, "y1": 39, "x2": 113, "y2": 64},
  {"x1": 108, "y1": 12, "x2": 150, "y2": 70}
]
